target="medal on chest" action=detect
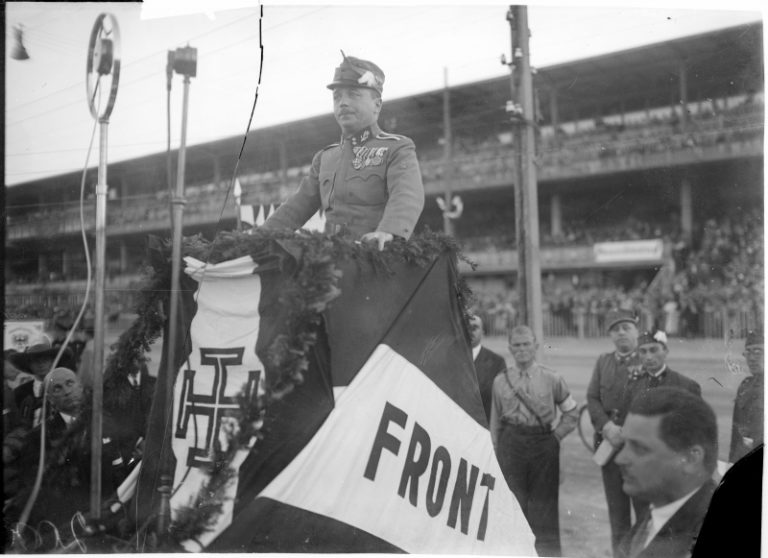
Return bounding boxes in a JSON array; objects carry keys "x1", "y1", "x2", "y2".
[{"x1": 352, "y1": 146, "x2": 388, "y2": 170}]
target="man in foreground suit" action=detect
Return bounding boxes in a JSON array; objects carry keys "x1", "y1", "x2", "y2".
[
  {"x1": 615, "y1": 387, "x2": 717, "y2": 558},
  {"x1": 468, "y1": 315, "x2": 507, "y2": 423}
]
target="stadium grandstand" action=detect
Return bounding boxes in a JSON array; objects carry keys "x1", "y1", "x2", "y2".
[{"x1": 5, "y1": 22, "x2": 763, "y2": 340}]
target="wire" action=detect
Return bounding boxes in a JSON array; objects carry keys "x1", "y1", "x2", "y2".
[{"x1": 12, "y1": 80, "x2": 101, "y2": 546}]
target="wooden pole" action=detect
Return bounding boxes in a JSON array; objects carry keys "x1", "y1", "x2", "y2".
[{"x1": 508, "y1": 5, "x2": 543, "y2": 344}]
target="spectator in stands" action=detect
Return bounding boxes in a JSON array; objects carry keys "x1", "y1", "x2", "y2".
[
  {"x1": 615, "y1": 387, "x2": 717, "y2": 558},
  {"x1": 729, "y1": 329, "x2": 763, "y2": 463},
  {"x1": 490, "y1": 325, "x2": 578, "y2": 557},
  {"x1": 263, "y1": 53, "x2": 424, "y2": 250},
  {"x1": 468, "y1": 315, "x2": 507, "y2": 423}
]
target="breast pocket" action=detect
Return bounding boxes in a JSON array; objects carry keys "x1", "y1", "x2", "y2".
[{"x1": 345, "y1": 167, "x2": 387, "y2": 206}]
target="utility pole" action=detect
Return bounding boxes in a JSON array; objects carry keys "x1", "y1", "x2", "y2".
[
  {"x1": 507, "y1": 5, "x2": 543, "y2": 344},
  {"x1": 442, "y1": 67, "x2": 454, "y2": 236}
]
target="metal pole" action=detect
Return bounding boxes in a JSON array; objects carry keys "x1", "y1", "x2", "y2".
[
  {"x1": 442, "y1": 67, "x2": 454, "y2": 236},
  {"x1": 157, "y1": 73, "x2": 191, "y2": 536},
  {"x1": 90, "y1": 119, "x2": 109, "y2": 519},
  {"x1": 509, "y1": 5, "x2": 543, "y2": 344}
]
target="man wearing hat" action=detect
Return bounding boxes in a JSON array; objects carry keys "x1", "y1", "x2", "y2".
[
  {"x1": 10, "y1": 334, "x2": 71, "y2": 428},
  {"x1": 627, "y1": 329, "x2": 700, "y2": 399},
  {"x1": 586, "y1": 309, "x2": 645, "y2": 558},
  {"x1": 264, "y1": 53, "x2": 425, "y2": 249},
  {"x1": 729, "y1": 329, "x2": 763, "y2": 463}
]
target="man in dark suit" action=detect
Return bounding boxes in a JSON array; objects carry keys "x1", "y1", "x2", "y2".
[
  {"x1": 615, "y1": 387, "x2": 717, "y2": 558},
  {"x1": 469, "y1": 315, "x2": 507, "y2": 423},
  {"x1": 103, "y1": 363, "x2": 157, "y2": 471}
]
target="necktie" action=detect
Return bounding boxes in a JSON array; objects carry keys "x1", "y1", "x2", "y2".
[
  {"x1": 129, "y1": 374, "x2": 139, "y2": 388},
  {"x1": 628, "y1": 514, "x2": 653, "y2": 558}
]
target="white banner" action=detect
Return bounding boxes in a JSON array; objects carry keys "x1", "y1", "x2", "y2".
[
  {"x1": 259, "y1": 344, "x2": 537, "y2": 555},
  {"x1": 170, "y1": 257, "x2": 265, "y2": 551},
  {"x1": 593, "y1": 238, "x2": 664, "y2": 263}
]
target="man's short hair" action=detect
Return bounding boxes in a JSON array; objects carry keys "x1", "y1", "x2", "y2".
[
  {"x1": 629, "y1": 387, "x2": 718, "y2": 475},
  {"x1": 508, "y1": 325, "x2": 535, "y2": 341}
]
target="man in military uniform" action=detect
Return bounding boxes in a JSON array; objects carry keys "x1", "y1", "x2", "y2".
[
  {"x1": 263, "y1": 53, "x2": 425, "y2": 249},
  {"x1": 729, "y1": 329, "x2": 763, "y2": 463},
  {"x1": 627, "y1": 330, "x2": 700, "y2": 399},
  {"x1": 490, "y1": 325, "x2": 578, "y2": 557},
  {"x1": 468, "y1": 314, "x2": 507, "y2": 423},
  {"x1": 586, "y1": 309, "x2": 644, "y2": 558}
]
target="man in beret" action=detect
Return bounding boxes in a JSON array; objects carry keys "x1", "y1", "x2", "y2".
[
  {"x1": 264, "y1": 52, "x2": 425, "y2": 249},
  {"x1": 586, "y1": 309, "x2": 645, "y2": 558},
  {"x1": 729, "y1": 329, "x2": 763, "y2": 463}
]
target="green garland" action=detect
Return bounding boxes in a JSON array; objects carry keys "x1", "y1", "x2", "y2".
[{"x1": 101, "y1": 228, "x2": 474, "y2": 547}]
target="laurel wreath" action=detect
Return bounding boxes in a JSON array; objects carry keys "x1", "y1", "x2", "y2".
[{"x1": 101, "y1": 228, "x2": 474, "y2": 548}]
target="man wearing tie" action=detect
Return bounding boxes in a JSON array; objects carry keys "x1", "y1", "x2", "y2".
[
  {"x1": 468, "y1": 315, "x2": 507, "y2": 423},
  {"x1": 615, "y1": 387, "x2": 717, "y2": 558}
]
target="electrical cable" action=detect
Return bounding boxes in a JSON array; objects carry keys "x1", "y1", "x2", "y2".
[{"x1": 12, "y1": 80, "x2": 101, "y2": 548}]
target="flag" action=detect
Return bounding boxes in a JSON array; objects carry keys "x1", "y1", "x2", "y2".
[{"x1": 135, "y1": 239, "x2": 535, "y2": 554}]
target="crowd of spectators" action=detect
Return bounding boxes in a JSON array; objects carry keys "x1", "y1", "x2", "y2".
[{"x1": 471, "y1": 209, "x2": 763, "y2": 339}]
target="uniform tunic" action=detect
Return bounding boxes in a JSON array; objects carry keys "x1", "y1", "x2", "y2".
[
  {"x1": 586, "y1": 351, "x2": 647, "y2": 558},
  {"x1": 490, "y1": 363, "x2": 578, "y2": 558},
  {"x1": 263, "y1": 123, "x2": 424, "y2": 239},
  {"x1": 729, "y1": 373, "x2": 763, "y2": 463}
]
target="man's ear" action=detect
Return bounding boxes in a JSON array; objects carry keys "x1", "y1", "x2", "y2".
[{"x1": 681, "y1": 444, "x2": 705, "y2": 472}]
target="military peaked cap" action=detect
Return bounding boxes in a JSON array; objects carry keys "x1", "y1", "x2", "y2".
[{"x1": 327, "y1": 52, "x2": 385, "y2": 95}]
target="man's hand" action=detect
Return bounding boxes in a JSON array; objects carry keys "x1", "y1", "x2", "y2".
[
  {"x1": 361, "y1": 231, "x2": 394, "y2": 251},
  {"x1": 602, "y1": 421, "x2": 623, "y2": 447}
]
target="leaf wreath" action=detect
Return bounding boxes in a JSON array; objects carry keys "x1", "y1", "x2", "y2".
[{"x1": 100, "y1": 228, "x2": 474, "y2": 546}]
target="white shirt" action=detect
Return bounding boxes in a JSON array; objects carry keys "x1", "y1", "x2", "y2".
[
  {"x1": 647, "y1": 364, "x2": 668, "y2": 378},
  {"x1": 644, "y1": 486, "x2": 700, "y2": 547},
  {"x1": 472, "y1": 344, "x2": 482, "y2": 360}
]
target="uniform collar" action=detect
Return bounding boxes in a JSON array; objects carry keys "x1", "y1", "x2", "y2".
[
  {"x1": 343, "y1": 123, "x2": 381, "y2": 147},
  {"x1": 645, "y1": 364, "x2": 667, "y2": 378},
  {"x1": 514, "y1": 362, "x2": 537, "y2": 378},
  {"x1": 615, "y1": 351, "x2": 636, "y2": 363}
]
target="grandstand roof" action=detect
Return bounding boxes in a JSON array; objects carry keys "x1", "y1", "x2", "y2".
[{"x1": 10, "y1": 21, "x2": 763, "y2": 191}]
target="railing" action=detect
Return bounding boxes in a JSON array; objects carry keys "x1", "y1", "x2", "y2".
[
  {"x1": 475, "y1": 307, "x2": 759, "y2": 340},
  {"x1": 6, "y1": 106, "x2": 763, "y2": 241}
]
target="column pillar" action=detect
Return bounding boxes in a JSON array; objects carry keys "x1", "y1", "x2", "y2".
[
  {"x1": 680, "y1": 177, "x2": 693, "y2": 242},
  {"x1": 550, "y1": 193, "x2": 562, "y2": 237}
]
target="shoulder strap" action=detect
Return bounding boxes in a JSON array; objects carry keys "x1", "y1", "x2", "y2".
[{"x1": 503, "y1": 369, "x2": 548, "y2": 429}]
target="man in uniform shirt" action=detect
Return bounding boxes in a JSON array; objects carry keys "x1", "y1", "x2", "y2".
[
  {"x1": 264, "y1": 53, "x2": 424, "y2": 250},
  {"x1": 616, "y1": 387, "x2": 717, "y2": 558},
  {"x1": 586, "y1": 309, "x2": 644, "y2": 558},
  {"x1": 469, "y1": 314, "x2": 507, "y2": 423},
  {"x1": 729, "y1": 329, "x2": 763, "y2": 463},
  {"x1": 490, "y1": 325, "x2": 578, "y2": 557}
]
